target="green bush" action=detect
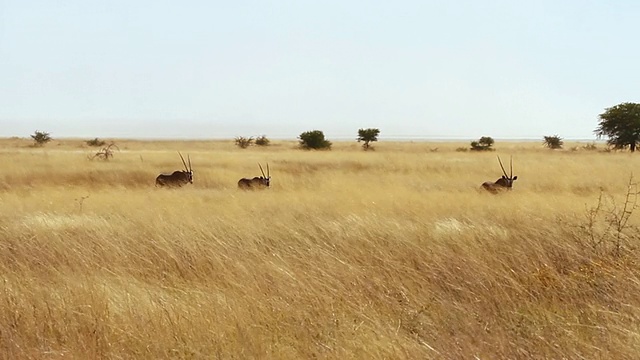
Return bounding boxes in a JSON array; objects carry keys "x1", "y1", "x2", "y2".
[
  {"x1": 299, "y1": 130, "x2": 332, "y2": 150},
  {"x1": 31, "y1": 130, "x2": 52, "y2": 147},
  {"x1": 357, "y1": 128, "x2": 380, "y2": 150},
  {"x1": 235, "y1": 136, "x2": 254, "y2": 149},
  {"x1": 470, "y1": 136, "x2": 495, "y2": 151},
  {"x1": 543, "y1": 135, "x2": 564, "y2": 149},
  {"x1": 255, "y1": 135, "x2": 270, "y2": 146},
  {"x1": 86, "y1": 138, "x2": 107, "y2": 147}
]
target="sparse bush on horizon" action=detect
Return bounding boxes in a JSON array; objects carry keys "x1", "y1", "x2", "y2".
[
  {"x1": 235, "y1": 136, "x2": 254, "y2": 149},
  {"x1": 298, "y1": 130, "x2": 332, "y2": 150},
  {"x1": 86, "y1": 137, "x2": 107, "y2": 147},
  {"x1": 255, "y1": 135, "x2": 270, "y2": 146},
  {"x1": 543, "y1": 135, "x2": 564, "y2": 149},
  {"x1": 470, "y1": 136, "x2": 494, "y2": 151},
  {"x1": 356, "y1": 128, "x2": 380, "y2": 150},
  {"x1": 30, "y1": 130, "x2": 52, "y2": 147}
]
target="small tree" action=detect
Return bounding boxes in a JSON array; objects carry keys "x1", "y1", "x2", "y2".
[
  {"x1": 31, "y1": 130, "x2": 52, "y2": 147},
  {"x1": 255, "y1": 135, "x2": 270, "y2": 146},
  {"x1": 86, "y1": 138, "x2": 106, "y2": 147},
  {"x1": 235, "y1": 136, "x2": 254, "y2": 149},
  {"x1": 595, "y1": 102, "x2": 640, "y2": 152},
  {"x1": 357, "y1": 128, "x2": 380, "y2": 150},
  {"x1": 543, "y1": 135, "x2": 564, "y2": 149},
  {"x1": 299, "y1": 130, "x2": 332, "y2": 150},
  {"x1": 470, "y1": 136, "x2": 494, "y2": 151}
]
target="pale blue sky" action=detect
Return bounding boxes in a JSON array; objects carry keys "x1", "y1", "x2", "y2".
[{"x1": 1, "y1": 0, "x2": 638, "y2": 140}]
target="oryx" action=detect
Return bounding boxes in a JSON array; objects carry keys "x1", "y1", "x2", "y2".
[
  {"x1": 481, "y1": 156, "x2": 518, "y2": 194},
  {"x1": 155, "y1": 152, "x2": 193, "y2": 187},
  {"x1": 238, "y1": 163, "x2": 270, "y2": 190}
]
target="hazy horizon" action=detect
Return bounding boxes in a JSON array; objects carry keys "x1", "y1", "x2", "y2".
[{"x1": 1, "y1": 132, "x2": 606, "y2": 143}]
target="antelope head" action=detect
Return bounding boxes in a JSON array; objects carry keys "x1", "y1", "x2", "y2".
[
  {"x1": 496, "y1": 155, "x2": 517, "y2": 189},
  {"x1": 258, "y1": 163, "x2": 270, "y2": 187}
]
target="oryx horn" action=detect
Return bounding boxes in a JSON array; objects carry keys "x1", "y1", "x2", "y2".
[
  {"x1": 258, "y1": 163, "x2": 266, "y2": 178},
  {"x1": 497, "y1": 156, "x2": 508, "y2": 178},
  {"x1": 510, "y1": 156, "x2": 513, "y2": 178},
  {"x1": 179, "y1": 152, "x2": 189, "y2": 172}
]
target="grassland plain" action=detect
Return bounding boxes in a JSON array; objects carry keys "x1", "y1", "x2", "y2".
[{"x1": 0, "y1": 138, "x2": 639, "y2": 359}]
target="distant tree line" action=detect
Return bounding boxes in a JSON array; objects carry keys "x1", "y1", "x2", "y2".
[{"x1": 25, "y1": 101, "x2": 640, "y2": 153}]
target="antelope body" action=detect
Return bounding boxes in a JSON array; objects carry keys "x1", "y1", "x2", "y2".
[
  {"x1": 481, "y1": 156, "x2": 517, "y2": 194},
  {"x1": 156, "y1": 152, "x2": 193, "y2": 187},
  {"x1": 238, "y1": 163, "x2": 270, "y2": 189}
]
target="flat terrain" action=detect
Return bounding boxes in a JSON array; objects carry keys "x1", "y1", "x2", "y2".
[{"x1": 1, "y1": 138, "x2": 639, "y2": 359}]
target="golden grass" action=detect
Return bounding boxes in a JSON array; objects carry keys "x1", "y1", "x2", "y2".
[{"x1": 1, "y1": 138, "x2": 640, "y2": 359}]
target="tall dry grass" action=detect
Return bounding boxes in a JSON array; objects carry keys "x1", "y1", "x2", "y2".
[{"x1": 1, "y1": 138, "x2": 639, "y2": 359}]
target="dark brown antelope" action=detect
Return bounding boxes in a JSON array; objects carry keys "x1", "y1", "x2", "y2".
[
  {"x1": 238, "y1": 163, "x2": 270, "y2": 190},
  {"x1": 155, "y1": 152, "x2": 193, "y2": 187},
  {"x1": 481, "y1": 156, "x2": 518, "y2": 194}
]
